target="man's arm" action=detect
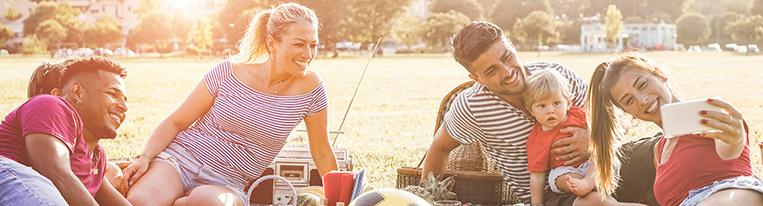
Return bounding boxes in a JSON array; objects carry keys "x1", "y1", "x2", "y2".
[
  {"x1": 421, "y1": 125, "x2": 461, "y2": 180},
  {"x1": 530, "y1": 172, "x2": 546, "y2": 205},
  {"x1": 26, "y1": 133, "x2": 98, "y2": 206},
  {"x1": 551, "y1": 127, "x2": 590, "y2": 166},
  {"x1": 95, "y1": 177, "x2": 132, "y2": 206}
]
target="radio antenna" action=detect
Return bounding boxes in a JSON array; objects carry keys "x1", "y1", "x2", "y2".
[{"x1": 331, "y1": 34, "x2": 385, "y2": 147}]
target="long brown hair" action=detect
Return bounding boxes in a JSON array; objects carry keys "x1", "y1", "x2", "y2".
[
  {"x1": 27, "y1": 62, "x2": 64, "y2": 98},
  {"x1": 587, "y1": 53, "x2": 675, "y2": 196}
]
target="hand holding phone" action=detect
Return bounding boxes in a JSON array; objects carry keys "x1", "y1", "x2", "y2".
[{"x1": 660, "y1": 98, "x2": 726, "y2": 137}]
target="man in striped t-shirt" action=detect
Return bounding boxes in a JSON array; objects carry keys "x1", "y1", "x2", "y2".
[{"x1": 422, "y1": 21, "x2": 658, "y2": 205}]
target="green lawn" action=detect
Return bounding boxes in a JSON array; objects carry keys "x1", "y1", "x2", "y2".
[{"x1": 0, "y1": 51, "x2": 761, "y2": 189}]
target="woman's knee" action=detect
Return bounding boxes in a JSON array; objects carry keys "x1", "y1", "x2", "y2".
[
  {"x1": 180, "y1": 185, "x2": 245, "y2": 206},
  {"x1": 126, "y1": 162, "x2": 184, "y2": 205}
]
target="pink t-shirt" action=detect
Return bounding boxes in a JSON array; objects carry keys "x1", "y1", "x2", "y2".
[{"x1": 0, "y1": 95, "x2": 105, "y2": 196}]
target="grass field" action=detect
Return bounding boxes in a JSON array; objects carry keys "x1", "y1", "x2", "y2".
[{"x1": 1, "y1": 52, "x2": 761, "y2": 189}]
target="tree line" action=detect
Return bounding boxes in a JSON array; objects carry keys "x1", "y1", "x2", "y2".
[{"x1": 2, "y1": 0, "x2": 763, "y2": 55}]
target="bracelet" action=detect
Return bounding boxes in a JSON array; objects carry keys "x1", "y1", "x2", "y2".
[{"x1": 135, "y1": 154, "x2": 149, "y2": 160}]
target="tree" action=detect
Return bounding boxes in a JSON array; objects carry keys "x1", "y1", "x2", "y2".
[
  {"x1": 421, "y1": 11, "x2": 470, "y2": 50},
  {"x1": 512, "y1": 10, "x2": 559, "y2": 47},
  {"x1": 615, "y1": 0, "x2": 647, "y2": 19},
  {"x1": 344, "y1": 0, "x2": 412, "y2": 44},
  {"x1": 643, "y1": 0, "x2": 685, "y2": 21},
  {"x1": 23, "y1": 2, "x2": 84, "y2": 45},
  {"x1": 293, "y1": 0, "x2": 353, "y2": 55},
  {"x1": 552, "y1": 0, "x2": 591, "y2": 19},
  {"x1": 35, "y1": 19, "x2": 67, "y2": 48},
  {"x1": 580, "y1": 0, "x2": 609, "y2": 17},
  {"x1": 676, "y1": 12, "x2": 711, "y2": 45},
  {"x1": 217, "y1": 0, "x2": 355, "y2": 54},
  {"x1": 21, "y1": 35, "x2": 47, "y2": 55},
  {"x1": 753, "y1": 0, "x2": 763, "y2": 16},
  {"x1": 604, "y1": 5, "x2": 622, "y2": 44},
  {"x1": 391, "y1": 13, "x2": 424, "y2": 47},
  {"x1": 475, "y1": 0, "x2": 500, "y2": 17},
  {"x1": 490, "y1": 0, "x2": 550, "y2": 31},
  {"x1": 188, "y1": 18, "x2": 214, "y2": 55},
  {"x1": 709, "y1": 12, "x2": 741, "y2": 43},
  {"x1": 683, "y1": 0, "x2": 752, "y2": 15},
  {"x1": 0, "y1": 25, "x2": 13, "y2": 46},
  {"x1": 4, "y1": 7, "x2": 22, "y2": 22},
  {"x1": 559, "y1": 19, "x2": 582, "y2": 44},
  {"x1": 431, "y1": 0, "x2": 484, "y2": 20},
  {"x1": 128, "y1": 12, "x2": 173, "y2": 52},
  {"x1": 85, "y1": 17, "x2": 121, "y2": 48},
  {"x1": 218, "y1": 0, "x2": 268, "y2": 48},
  {"x1": 725, "y1": 15, "x2": 763, "y2": 44}
]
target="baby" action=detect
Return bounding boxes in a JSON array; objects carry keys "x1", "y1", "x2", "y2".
[{"x1": 523, "y1": 69, "x2": 594, "y2": 205}]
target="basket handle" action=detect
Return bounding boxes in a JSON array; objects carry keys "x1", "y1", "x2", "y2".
[
  {"x1": 416, "y1": 151, "x2": 427, "y2": 168},
  {"x1": 247, "y1": 175, "x2": 298, "y2": 206}
]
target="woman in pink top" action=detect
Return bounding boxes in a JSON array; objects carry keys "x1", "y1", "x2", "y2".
[
  {"x1": 588, "y1": 53, "x2": 763, "y2": 206},
  {"x1": 123, "y1": 3, "x2": 338, "y2": 206}
]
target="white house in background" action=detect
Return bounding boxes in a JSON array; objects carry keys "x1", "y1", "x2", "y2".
[{"x1": 581, "y1": 18, "x2": 677, "y2": 52}]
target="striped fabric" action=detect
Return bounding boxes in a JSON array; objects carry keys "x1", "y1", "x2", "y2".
[
  {"x1": 173, "y1": 60, "x2": 328, "y2": 187},
  {"x1": 442, "y1": 62, "x2": 587, "y2": 203}
]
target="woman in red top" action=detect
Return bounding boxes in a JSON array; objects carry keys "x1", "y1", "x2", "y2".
[{"x1": 587, "y1": 53, "x2": 763, "y2": 206}]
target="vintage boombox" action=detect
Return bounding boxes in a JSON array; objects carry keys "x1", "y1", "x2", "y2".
[{"x1": 249, "y1": 144, "x2": 352, "y2": 205}]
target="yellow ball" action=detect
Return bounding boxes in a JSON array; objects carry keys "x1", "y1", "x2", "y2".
[{"x1": 349, "y1": 188, "x2": 431, "y2": 206}]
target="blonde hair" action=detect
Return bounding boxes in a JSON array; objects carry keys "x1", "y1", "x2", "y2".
[
  {"x1": 232, "y1": 3, "x2": 318, "y2": 64},
  {"x1": 587, "y1": 53, "x2": 677, "y2": 196},
  {"x1": 522, "y1": 69, "x2": 572, "y2": 109}
]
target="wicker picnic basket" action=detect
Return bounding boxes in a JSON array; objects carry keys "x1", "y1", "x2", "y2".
[
  {"x1": 396, "y1": 167, "x2": 505, "y2": 205},
  {"x1": 396, "y1": 81, "x2": 520, "y2": 205}
]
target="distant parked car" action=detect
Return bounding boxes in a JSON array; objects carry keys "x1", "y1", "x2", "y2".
[
  {"x1": 688, "y1": 45, "x2": 702, "y2": 52},
  {"x1": 74, "y1": 48, "x2": 94, "y2": 56},
  {"x1": 748, "y1": 44, "x2": 759, "y2": 53},
  {"x1": 378, "y1": 41, "x2": 397, "y2": 56},
  {"x1": 706, "y1": 43, "x2": 722, "y2": 52},
  {"x1": 335, "y1": 41, "x2": 361, "y2": 51},
  {"x1": 724, "y1": 43, "x2": 737, "y2": 51},
  {"x1": 114, "y1": 47, "x2": 137, "y2": 57},
  {"x1": 736, "y1": 45, "x2": 748, "y2": 54},
  {"x1": 674, "y1": 44, "x2": 686, "y2": 51},
  {"x1": 95, "y1": 48, "x2": 113, "y2": 56}
]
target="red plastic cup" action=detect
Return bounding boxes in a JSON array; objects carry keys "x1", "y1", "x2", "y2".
[{"x1": 323, "y1": 171, "x2": 354, "y2": 206}]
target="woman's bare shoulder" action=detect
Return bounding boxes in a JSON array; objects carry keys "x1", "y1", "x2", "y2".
[{"x1": 297, "y1": 70, "x2": 323, "y2": 92}]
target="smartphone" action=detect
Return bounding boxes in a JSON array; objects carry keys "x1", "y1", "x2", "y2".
[{"x1": 660, "y1": 98, "x2": 725, "y2": 137}]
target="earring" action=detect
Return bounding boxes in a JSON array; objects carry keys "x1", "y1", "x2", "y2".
[
  {"x1": 75, "y1": 98, "x2": 82, "y2": 105},
  {"x1": 630, "y1": 116, "x2": 640, "y2": 128}
]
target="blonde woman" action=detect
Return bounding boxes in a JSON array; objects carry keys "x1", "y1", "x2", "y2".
[{"x1": 123, "y1": 3, "x2": 338, "y2": 206}]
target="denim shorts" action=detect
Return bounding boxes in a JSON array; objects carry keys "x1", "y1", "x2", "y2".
[
  {"x1": 680, "y1": 176, "x2": 763, "y2": 206},
  {"x1": 548, "y1": 161, "x2": 591, "y2": 194},
  {"x1": 154, "y1": 142, "x2": 248, "y2": 205},
  {"x1": 0, "y1": 156, "x2": 67, "y2": 206}
]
